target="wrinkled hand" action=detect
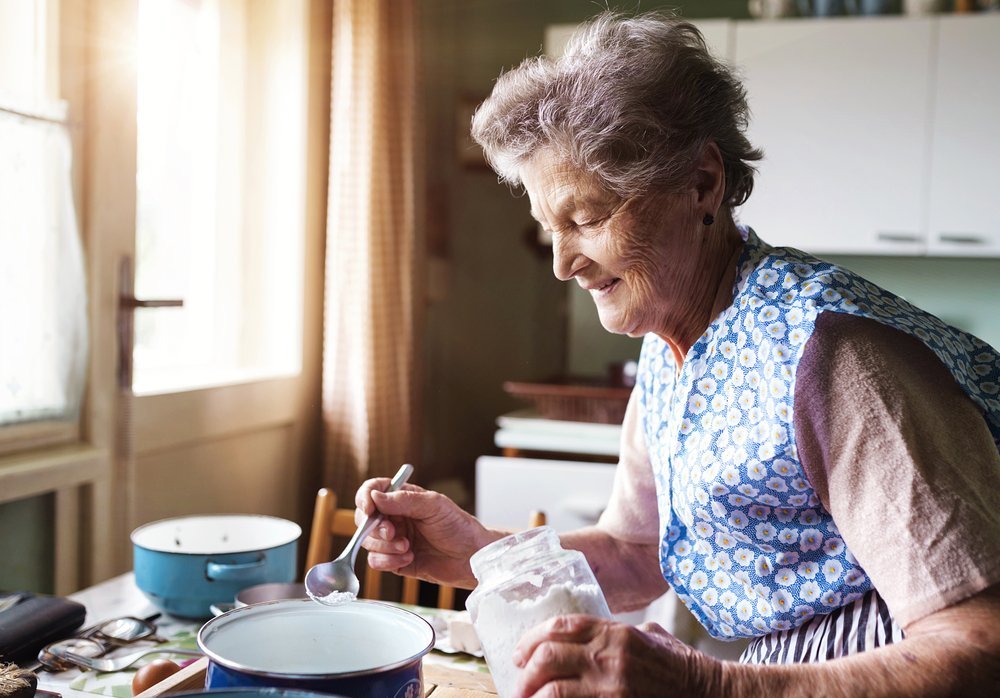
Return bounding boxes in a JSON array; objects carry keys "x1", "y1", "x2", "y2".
[
  {"x1": 511, "y1": 615, "x2": 723, "y2": 698},
  {"x1": 355, "y1": 479, "x2": 501, "y2": 589}
]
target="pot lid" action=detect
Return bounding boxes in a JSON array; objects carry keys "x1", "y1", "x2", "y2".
[{"x1": 198, "y1": 599, "x2": 434, "y2": 678}]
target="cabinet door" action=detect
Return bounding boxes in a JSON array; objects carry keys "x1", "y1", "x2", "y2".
[
  {"x1": 545, "y1": 19, "x2": 733, "y2": 60},
  {"x1": 926, "y1": 15, "x2": 1000, "y2": 257},
  {"x1": 694, "y1": 19, "x2": 735, "y2": 61},
  {"x1": 734, "y1": 18, "x2": 933, "y2": 255}
]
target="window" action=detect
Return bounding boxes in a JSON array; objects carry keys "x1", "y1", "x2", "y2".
[
  {"x1": 0, "y1": 0, "x2": 87, "y2": 432},
  {"x1": 133, "y1": 0, "x2": 306, "y2": 394}
]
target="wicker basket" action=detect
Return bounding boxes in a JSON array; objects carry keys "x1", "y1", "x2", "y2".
[{"x1": 503, "y1": 378, "x2": 632, "y2": 424}]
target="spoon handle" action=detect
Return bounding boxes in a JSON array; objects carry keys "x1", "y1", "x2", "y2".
[{"x1": 345, "y1": 463, "x2": 414, "y2": 568}]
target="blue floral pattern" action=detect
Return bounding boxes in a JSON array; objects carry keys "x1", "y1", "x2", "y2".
[{"x1": 639, "y1": 229, "x2": 1000, "y2": 640}]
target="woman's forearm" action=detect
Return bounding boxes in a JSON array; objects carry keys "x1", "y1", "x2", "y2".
[
  {"x1": 560, "y1": 526, "x2": 670, "y2": 613},
  {"x1": 718, "y1": 586, "x2": 1000, "y2": 698},
  {"x1": 720, "y1": 634, "x2": 998, "y2": 698}
]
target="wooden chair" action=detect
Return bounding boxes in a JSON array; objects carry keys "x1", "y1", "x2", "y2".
[
  {"x1": 305, "y1": 488, "x2": 386, "y2": 601},
  {"x1": 305, "y1": 487, "x2": 547, "y2": 610}
]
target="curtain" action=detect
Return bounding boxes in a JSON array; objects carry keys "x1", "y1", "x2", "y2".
[
  {"x1": 322, "y1": 0, "x2": 423, "y2": 497},
  {"x1": 0, "y1": 108, "x2": 88, "y2": 425}
]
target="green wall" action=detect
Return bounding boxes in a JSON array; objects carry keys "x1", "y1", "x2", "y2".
[
  {"x1": 0, "y1": 494, "x2": 54, "y2": 593},
  {"x1": 824, "y1": 255, "x2": 1000, "y2": 348}
]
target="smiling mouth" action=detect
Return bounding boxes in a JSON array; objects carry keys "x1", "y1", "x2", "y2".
[{"x1": 588, "y1": 278, "x2": 621, "y2": 295}]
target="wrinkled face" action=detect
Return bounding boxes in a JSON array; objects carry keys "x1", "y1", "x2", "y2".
[{"x1": 520, "y1": 151, "x2": 704, "y2": 339}]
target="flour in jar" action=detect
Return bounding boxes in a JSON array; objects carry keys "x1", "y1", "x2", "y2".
[{"x1": 474, "y1": 581, "x2": 609, "y2": 697}]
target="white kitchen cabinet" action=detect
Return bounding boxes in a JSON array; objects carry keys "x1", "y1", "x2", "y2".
[
  {"x1": 545, "y1": 16, "x2": 1000, "y2": 257},
  {"x1": 735, "y1": 18, "x2": 934, "y2": 256},
  {"x1": 926, "y1": 15, "x2": 1000, "y2": 257},
  {"x1": 691, "y1": 18, "x2": 735, "y2": 60},
  {"x1": 545, "y1": 19, "x2": 733, "y2": 62}
]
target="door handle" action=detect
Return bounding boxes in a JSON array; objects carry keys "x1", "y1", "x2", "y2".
[
  {"x1": 116, "y1": 256, "x2": 183, "y2": 390},
  {"x1": 119, "y1": 297, "x2": 183, "y2": 308}
]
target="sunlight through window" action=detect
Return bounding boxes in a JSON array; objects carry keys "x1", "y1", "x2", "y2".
[{"x1": 134, "y1": 0, "x2": 305, "y2": 394}]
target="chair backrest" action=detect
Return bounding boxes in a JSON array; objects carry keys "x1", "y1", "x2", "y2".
[
  {"x1": 305, "y1": 488, "x2": 386, "y2": 600},
  {"x1": 305, "y1": 487, "x2": 547, "y2": 610}
]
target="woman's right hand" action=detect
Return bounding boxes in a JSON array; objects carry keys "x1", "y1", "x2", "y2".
[{"x1": 355, "y1": 478, "x2": 502, "y2": 589}]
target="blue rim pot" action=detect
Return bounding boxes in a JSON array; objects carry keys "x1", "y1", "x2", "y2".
[
  {"x1": 198, "y1": 599, "x2": 434, "y2": 698},
  {"x1": 170, "y1": 690, "x2": 344, "y2": 698},
  {"x1": 132, "y1": 515, "x2": 301, "y2": 619}
]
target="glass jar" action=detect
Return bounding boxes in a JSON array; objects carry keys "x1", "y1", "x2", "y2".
[{"x1": 465, "y1": 526, "x2": 611, "y2": 697}]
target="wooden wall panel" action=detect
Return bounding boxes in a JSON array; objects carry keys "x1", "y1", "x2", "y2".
[{"x1": 131, "y1": 425, "x2": 300, "y2": 533}]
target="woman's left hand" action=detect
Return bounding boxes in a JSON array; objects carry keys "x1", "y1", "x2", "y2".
[{"x1": 511, "y1": 615, "x2": 722, "y2": 697}]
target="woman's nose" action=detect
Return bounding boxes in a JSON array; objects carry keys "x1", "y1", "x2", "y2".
[{"x1": 551, "y1": 234, "x2": 587, "y2": 281}]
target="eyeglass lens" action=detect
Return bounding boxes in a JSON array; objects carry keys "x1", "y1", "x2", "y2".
[
  {"x1": 94, "y1": 617, "x2": 158, "y2": 643},
  {"x1": 37, "y1": 637, "x2": 105, "y2": 671}
]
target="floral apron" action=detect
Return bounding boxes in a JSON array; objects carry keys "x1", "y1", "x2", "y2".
[{"x1": 638, "y1": 229, "x2": 1000, "y2": 640}]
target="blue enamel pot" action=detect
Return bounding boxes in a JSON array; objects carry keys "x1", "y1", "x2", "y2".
[
  {"x1": 197, "y1": 599, "x2": 434, "y2": 698},
  {"x1": 172, "y1": 690, "x2": 343, "y2": 698},
  {"x1": 132, "y1": 515, "x2": 301, "y2": 619}
]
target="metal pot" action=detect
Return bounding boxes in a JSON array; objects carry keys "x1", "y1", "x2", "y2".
[
  {"x1": 211, "y1": 583, "x2": 309, "y2": 617},
  {"x1": 198, "y1": 599, "x2": 434, "y2": 698},
  {"x1": 131, "y1": 515, "x2": 301, "y2": 619}
]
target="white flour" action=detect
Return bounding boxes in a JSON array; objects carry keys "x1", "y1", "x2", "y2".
[
  {"x1": 473, "y1": 581, "x2": 609, "y2": 697},
  {"x1": 308, "y1": 589, "x2": 356, "y2": 606}
]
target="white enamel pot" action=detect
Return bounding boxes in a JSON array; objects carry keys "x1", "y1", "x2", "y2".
[{"x1": 198, "y1": 599, "x2": 435, "y2": 698}]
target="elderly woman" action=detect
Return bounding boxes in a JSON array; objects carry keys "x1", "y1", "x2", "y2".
[{"x1": 357, "y1": 11, "x2": 1000, "y2": 697}]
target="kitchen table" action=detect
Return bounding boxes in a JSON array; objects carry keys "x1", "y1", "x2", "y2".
[{"x1": 34, "y1": 573, "x2": 495, "y2": 698}]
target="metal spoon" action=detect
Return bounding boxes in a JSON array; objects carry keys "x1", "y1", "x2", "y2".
[
  {"x1": 305, "y1": 463, "x2": 414, "y2": 606},
  {"x1": 57, "y1": 646, "x2": 202, "y2": 672}
]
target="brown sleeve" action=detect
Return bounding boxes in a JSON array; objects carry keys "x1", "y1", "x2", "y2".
[
  {"x1": 794, "y1": 311, "x2": 1000, "y2": 629},
  {"x1": 597, "y1": 388, "x2": 661, "y2": 545}
]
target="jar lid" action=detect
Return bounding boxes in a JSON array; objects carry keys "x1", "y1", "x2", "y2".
[{"x1": 470, "y1": 526, "x2": 561, "y2": 582}]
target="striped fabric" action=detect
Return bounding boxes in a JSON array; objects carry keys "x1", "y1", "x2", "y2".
[{"x1": 739, "y1": 589, "x2": 904, "y2": 664}]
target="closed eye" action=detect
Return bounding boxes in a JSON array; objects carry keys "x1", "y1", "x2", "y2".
[
  {"x1": 575, "y1": 198, "x2": 628, "y2": 231},
  {"x1": 575, "y1": 216, "x2": 606, "y2": 229}
]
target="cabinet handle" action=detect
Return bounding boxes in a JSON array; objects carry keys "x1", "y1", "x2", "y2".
[
  {"x1": 937, "y1": 233, "x2": 987, "y2": 245},
  {"x1": 876, "y1": 231, "x2": 922, "y2": 244}
]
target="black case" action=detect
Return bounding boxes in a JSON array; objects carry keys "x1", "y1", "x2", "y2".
[{"x1": 0, "y1": 592, "x2": 87, "y2": 665}]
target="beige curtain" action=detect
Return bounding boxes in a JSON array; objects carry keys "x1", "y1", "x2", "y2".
[{"x1": 322, "y1": 0, "x2": 423, "y2": 498}]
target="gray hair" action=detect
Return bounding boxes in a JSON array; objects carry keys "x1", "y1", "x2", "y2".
[{"x1": 470, "y1": 11, "x2": 763, "y2": 206}]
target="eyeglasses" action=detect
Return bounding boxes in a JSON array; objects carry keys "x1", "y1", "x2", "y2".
[{"x1": 37, "y1": 615, "x2": 163, "y2": 672}]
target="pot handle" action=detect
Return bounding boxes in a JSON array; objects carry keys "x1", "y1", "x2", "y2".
[
  {"x1": 210, "y1": 602, "x2": 235, "y2": 617},
  {"x1": 206, "y1": 555, "x2": 266, "y2": 582}
]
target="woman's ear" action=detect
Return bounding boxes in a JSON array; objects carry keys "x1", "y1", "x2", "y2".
[{"x1": 693, "y1": 141, "x2": 726, "y2": 216}]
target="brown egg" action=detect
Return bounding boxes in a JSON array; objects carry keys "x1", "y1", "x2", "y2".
[{"x1": 131, "y1": 659, "x2": 182, "y2": 695}]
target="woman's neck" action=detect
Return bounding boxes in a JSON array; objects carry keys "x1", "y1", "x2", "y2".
[{"x1": 661, "y1": 212, "x2": 744, "y2": 368}]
